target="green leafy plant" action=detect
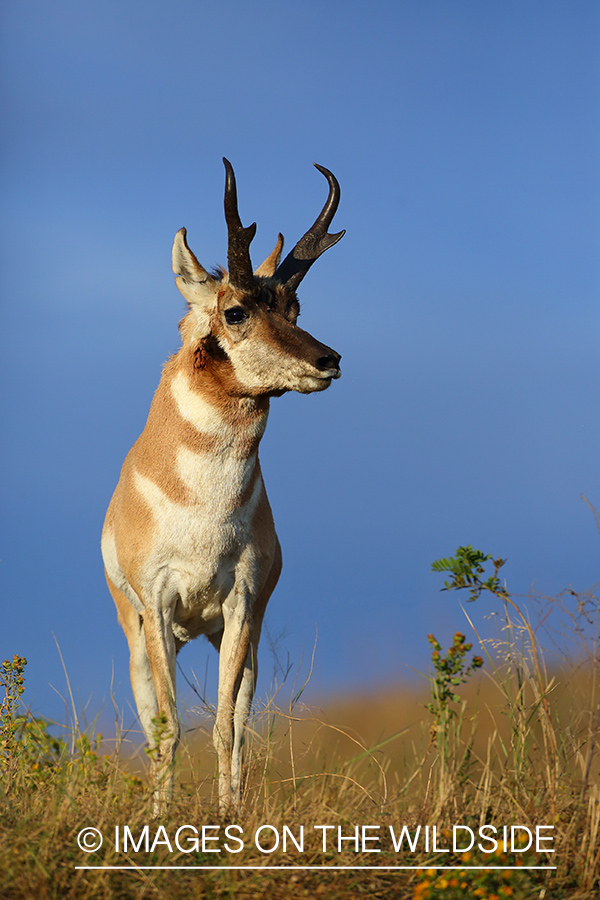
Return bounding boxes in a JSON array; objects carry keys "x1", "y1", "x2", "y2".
[
  {"x1": 425, "y1": 631, "x2": 483, "y2": 815},
  {"x1": 431, "y1": 545, "x2": 508, "y2": 602},
  {"x1": 1, "y1": 655, "x2": 27, "y2": 795},
  {"x1": 430, "y1": 547, "x2": 560, "y2": 813},
  {"x1": 2, "y1": 656, "x2": 70, "y2": 795},
  {"x1": 426, "y1": 632, "x2": 483, "y2": 719}
]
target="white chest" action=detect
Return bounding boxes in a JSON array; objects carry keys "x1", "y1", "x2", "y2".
[{"x1": 133, "y1": 447, "x2": 265, "y2": 621}]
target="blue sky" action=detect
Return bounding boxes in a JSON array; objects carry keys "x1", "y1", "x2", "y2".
[{"x1": 1, "y1": 1, "x2": 599, "y2": 732}]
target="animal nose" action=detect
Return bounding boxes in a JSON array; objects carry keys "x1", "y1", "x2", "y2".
[{"x1": 316, "y1": 353, "x2": 341, "y2": 371}]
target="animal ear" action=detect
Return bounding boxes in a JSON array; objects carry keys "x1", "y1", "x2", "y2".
[
  {"x1": 254, "y1": 233, "x2": 284, "y2": 278},
  {"x1": 172, "y1": 228, "x2": 217, "y2": 338}
]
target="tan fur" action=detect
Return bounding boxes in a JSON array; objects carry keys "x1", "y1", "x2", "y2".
[
  {"x1": 253, "y1": 233, "x2": 284, "y2": 277},
  {"x1": 102, "y1": 163, "x2": 341, "y2": 815}
]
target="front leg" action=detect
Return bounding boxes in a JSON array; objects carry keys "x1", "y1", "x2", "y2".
[
  {"x1": 141, "y1": 602, "x2": 180, "y2": 816},
  {"x1": 107, "y1": 574, "x2": 179, "y2": 815},
  {"x1": 213, "y1": 596, "x2": 252, "y2": 814},
  {"x1": 230, "y1": 540, "x2": 282, "y2": 803}
]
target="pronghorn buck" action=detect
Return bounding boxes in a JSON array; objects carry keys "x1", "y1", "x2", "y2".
[{"x1": 102, "y1": 159, "x2": 344, "y2": 813}]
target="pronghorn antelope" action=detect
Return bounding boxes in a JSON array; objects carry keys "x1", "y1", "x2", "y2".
[{"x1": 101, "y1": 159, "x2": 344, "y2": 813}]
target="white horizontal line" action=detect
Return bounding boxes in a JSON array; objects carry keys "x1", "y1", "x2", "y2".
[{"x1": 75, "y1": 865, "x2": 558, "y2": 871}]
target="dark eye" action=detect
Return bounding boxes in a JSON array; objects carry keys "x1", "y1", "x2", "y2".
[{"x1": 224, "y1": 307, "x2": 248, "y2": 325}]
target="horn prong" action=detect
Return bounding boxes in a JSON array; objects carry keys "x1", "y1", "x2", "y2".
[{"x1": 274, "y1": 164, "x2": 345, "y2": 291}]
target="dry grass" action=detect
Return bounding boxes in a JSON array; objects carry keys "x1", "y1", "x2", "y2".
[{"x1": 1, "y1": 579, "x2": 599, "y2": 899}]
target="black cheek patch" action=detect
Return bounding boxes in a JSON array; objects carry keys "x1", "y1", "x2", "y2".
[
  {"x1": 206, "y1": 334, "x2": 230, "y2": 361},
  {"x1": 286, "y1": 299, "x2": 300, "y2": 323}
]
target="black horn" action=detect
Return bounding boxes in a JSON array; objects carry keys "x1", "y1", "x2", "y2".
[
  {"x1": 223, "y1": 158, "x2": 257, "y2": 292},
  {"x1": 275, "y1": 164, "x2": 345, "y2": 292}
]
